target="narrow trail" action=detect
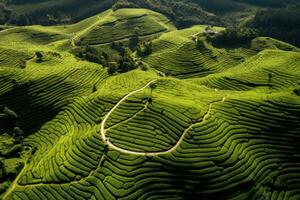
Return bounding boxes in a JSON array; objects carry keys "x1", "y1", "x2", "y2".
[
  {"x1": 100, "y1": 80, "x2": 156, "y2": 146},
  {"x1": 71, "y1": 15, "x2": 105, "y2": 47},
  {"x1": 3, "y1": 163, "x2": 27, "y2": 200},
  {"x1": 3, "y1": 81, "x2": 222, "y2": 196},
  {"x1": 100, "y1": 80, "x2": 219, "y2": 156}
]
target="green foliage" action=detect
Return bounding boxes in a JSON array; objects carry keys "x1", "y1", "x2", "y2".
[
  {"x1": 0, "y1": 106, "x2": 18, "y2": 129},
  {"x1": 0, "y1": 3, "x2": 11, "y2": 24},
  {"x1": 107, "y1": 62, "x2": 119, "y2": 75},
  {"x1": 118, "y1": 48, "x2": 137, "y2": 72},
  {"x1": 0, "y1": 158, "x2": 5, "y2": 178},
  {"x1": 236, "y1": 0, "x2": 293, "y2": 7},
  {"x1": 137, "y1": 41, "x2": 153, "y2": 57},
  {"x1": 72, "y1": 44, "x2": 138, "y2": 74},
  {"x1": 6, "y1": 0, "x2": 117, "y2": 25},
  {"x1": 35, "y1": 51, "x2": 43, "y2": 62},
  {"x1": 294, "y1": 88, "x2": 300, "y2": 96},
  {"x1": 112, "y1": 0, "x2": 137, "y2": 11},
  {"x1": 251, "y1": 7, "x2": 300, "y2": 47},
  {"x1": 111, "y1": 0, "x2": 219, "y2": 28},
  {"x1": 210, "y1": 27, "x2": 258, "y2": 46},
  {"x1": 128, "y1": 30, "x2": 139, "y2": 51}
]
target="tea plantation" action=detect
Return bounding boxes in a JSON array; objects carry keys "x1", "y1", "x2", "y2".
[{"x1": 0, "y1": 7, "x2": 300, "y2": 200}]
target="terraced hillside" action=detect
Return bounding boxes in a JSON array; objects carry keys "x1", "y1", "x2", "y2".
[
  {"x1": 142, "y1": 26, "x2": 299, "y2": 79},
  {"x1": 71, "y1": 9, "x2": 174, "y2": 46},
  {"x1": 1, "y1": 7, "x2": 300, "y2": 200}
]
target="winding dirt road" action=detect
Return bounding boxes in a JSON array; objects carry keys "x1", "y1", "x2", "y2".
[{"x1": 100, "y1": 80, "x2": 216, "y2": 156}]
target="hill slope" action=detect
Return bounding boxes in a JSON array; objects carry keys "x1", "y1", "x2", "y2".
[{"x1": 0, "y1": 8, "x2": 300, "y2": 200}]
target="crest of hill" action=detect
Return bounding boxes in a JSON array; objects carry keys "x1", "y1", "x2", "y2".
[
  {"x1": 70, "y1": 8, "x2": 175, "y2": 46},
  {"x1": 187, "y1": 49, "x2": 300, "y2": 91},
  {"x1": 142, "y1": 26, "x2": 299, "y2": 79}
]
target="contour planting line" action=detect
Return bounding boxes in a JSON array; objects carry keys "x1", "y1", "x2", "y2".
[{"x1": 100, "y1": 80, "x2": 222, "y2": 156}]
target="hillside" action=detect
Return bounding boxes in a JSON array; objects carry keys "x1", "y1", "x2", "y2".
[
  {"x1": 1, "y1": 7, "x2": 300, "y2": 200},
  {"x1": 1, "y1": 0, "x2": 297, "y2": 26},
  {"x1": 142, "y1": 26, "x2": 298, "y2": 78},
  {"x1": 2, "y1": 0, "x2": 300, "y2": 47}
]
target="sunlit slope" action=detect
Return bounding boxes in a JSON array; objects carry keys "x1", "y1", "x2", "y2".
[
  {"x1": 70, "y1": 8, "x2": 174, "y2": 46},
  {"x1": 0, "y1": 47, "x2": 32, "y2": 68},
  {"x1": 0, "y1": 8, "x2": 174, "y2": 57},
  {"x1": 143, "y1": 27, "x2": 299, "y2": 79},
  {"x1": 3, "y1": 69, "x2": 300, "y2": 199},
  {"x1": 0, "y1": 60, "x2": 108, "y2": 135},
  {"x1": 188, "y1": 50, "x2": 300, "y2": 91}
]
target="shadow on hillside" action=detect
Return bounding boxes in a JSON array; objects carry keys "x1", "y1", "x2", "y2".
[
  {"x1": 141, "y1": 161, "x2": 253, "y2": 199},
  {"x1": 0, "y1": 85, "x2": 62, "y2": 136},
  {"x1": 210, "y1": 41, "x2": 252, "y2": 51}
]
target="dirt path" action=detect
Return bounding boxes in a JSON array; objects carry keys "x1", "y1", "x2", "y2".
[
  {"x1": 3, "y1": 81, "x2": 221, "y2": 197},
  {"x1": 100, "y1": 80, "x2": 218, "y2": 156}
]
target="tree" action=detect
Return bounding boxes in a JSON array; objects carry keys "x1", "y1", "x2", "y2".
[
  {"x1": 13, "y1": 127, "x2": 23, "y2": 137},
  {"x1": 3, "y1": 107, "x2": 18, "y2": 120},
  {"x1": 129, "y1": 30, "x2": 139, "y2": 51},
  {"x1": 0, "y1": 3, "x2": 11, "y2": 24},
  {"x1": 92, "y1": 85, "x2": 97, "y2": 93},
  {"x1": 149, "y1": 82, "x2": 157, "y2": 97},
  {"x1": 19, "y1": 59, "x2": 26, "y2": 69},
  {"x1": 294, "y1": 89, "x2": 300, "y2": 96},
  {"x1": 35, "y1": 51, "x2": 43, "y2": 62},
  {"x1": 210, "y1": 27, "x2": 258, "y2": 46},
  {"x1": 0, "y1": 107, "x2": 18, "y2": 129},
  {"x1": 107, "y1": 62, "x2": 119, "y2": 75},
  {"x1": 268, "y1": 73, "x2": 273, "y2": 84},
  {"x1": 137, "y1": 41, "x2": 153, "y2": 57},
  {"x1": 0, "y1": 157, "x2": 6, "y2": 179}
]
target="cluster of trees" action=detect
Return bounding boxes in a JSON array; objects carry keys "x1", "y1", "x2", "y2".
[
  {"x1": 1, "y1": 0, "x2": 299, "y2": 31},
  {"x1": 209, "y1": 27, "x2": 258, "y2": 46},
  {"x1": 191, "y1": 0, "x2": 245, "y2": 14},
  {"x1": 0, "y1": 106, "x2": 18, "y2": 129},
  {"x1": 294, "y1": 88, "x2": 300, "y2": 96},
  {"x1": 136, "y1": 41, "x2": 153, "y2": 57},
  {"x1": 191, "y1": 0, "x2": 293, "y2": 14},
  {"x1": 128, "y1": 29, "x2": 153, "y2": 57},
  {"x1": 235, "y1": 0, "x2": 292, "y2": 7},
  {"x1": 111, "y1": 42, "x2": 138, "y2": 73},
  {"x1": 35, "y1": 51, "x2": 43, "y2": 62},
  {"x1": 73, "y1": 32, "x2": 153, "y2": 74},
  {"x1": 72, "y1": 43, "x2": 139, "y2": 75},
  {"x1": 1, "y1": 0, "x2": 117, "y2": 25},
  {"x1": 0, "y1": 3, "x2": 11, "y2": 24},
  {"x1": 0, "y1": 156, "x2": 24, "y2": 195},
  {"x1": 112, "y1": 0, "x2": 219, "y2": 28},
  {"x1": 251, "y1": 7, "x2": 300, "y2": 47},
  {"x1": 0, "y1": 105, "x2": 23, "y2": 140}
]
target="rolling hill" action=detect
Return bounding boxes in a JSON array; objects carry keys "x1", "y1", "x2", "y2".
[{"x1": 0, "y1": 7, "x2": 300, "y2": 200}]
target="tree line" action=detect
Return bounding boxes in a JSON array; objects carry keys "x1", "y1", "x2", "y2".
[
  {"x1": 251, "y1": 7, "x2": 300, "y2": 47},
  {"x1": 72, "y1": 35, "x2": 152, "y2": 75}
]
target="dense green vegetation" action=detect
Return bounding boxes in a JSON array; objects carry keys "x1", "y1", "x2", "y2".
[
  {"x1": 209, "y1": 27, "x2": 258, "y2": 46},
  {"x1": 251, "y1": 7, "x2": 300, "y2": 47},
  {"x1": 0, "y1": 4, "x2": 300, "y2": 200},
  {"x1": 0, "y1": 3, "x2": 11, "y2": 24},
  {"x1": 1, "y1": 0, "x2": 117, "y2": 25}
]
